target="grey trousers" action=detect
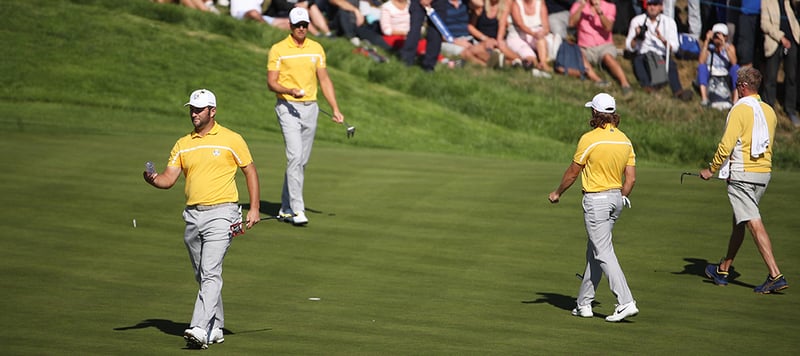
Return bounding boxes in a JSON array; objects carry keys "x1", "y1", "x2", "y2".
[
  {"x1": 183, "y1": 203, "x2": 239, "y2": 332},
  {"x1": 276, "y1": 100, "x2": 318, "y2": 214},
  {"x1": 576, "y1": 190, "x2": 634, "y2": 307}
]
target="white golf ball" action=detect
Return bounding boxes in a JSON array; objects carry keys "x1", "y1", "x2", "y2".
[{"x1": 298, "y1": 89, "x2": 305, "y2": 96}]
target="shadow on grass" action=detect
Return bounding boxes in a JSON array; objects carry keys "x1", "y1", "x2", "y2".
[
  {"x1": 114, "y1": 319, "x2": 271, "y2": 337},
  {"x1": 522, "y1": 293, "x2": 610, "y2": 318},
  {"x1": 241, "y1": 200, "x2": 331, "y2": 217},
  {"x1": 674, "y1": 257, "x2": 754, "y2": 289}
]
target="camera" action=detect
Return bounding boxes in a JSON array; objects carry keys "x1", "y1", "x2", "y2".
[{"x1": 635, "y1": 23, "x2": 648, "y2": 41}]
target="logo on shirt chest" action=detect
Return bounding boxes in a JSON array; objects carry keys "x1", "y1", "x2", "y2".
[{"x1": 213, "y1": 149, "x2": 221, "y2": 157}]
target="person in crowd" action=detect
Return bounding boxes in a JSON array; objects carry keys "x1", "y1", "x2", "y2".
[
  {"x1": 230, "y1": 0, "x2": 291, "y2": 29},
  {"x1": 548, "y1": 92, "x2": 639, "y2": 323},
  {"x1": 569, "y1": 0, "x2": 633, "y2": 95},
  {"x1": 555, "y1": 26, "x2": 609, "y2": 86},
  {"x1": 153, "y1": 0, "x2": 221, "y2": 14},
  {"x1": 697, "y1": 23, "x2": 739, "y2": 108},
  {"x1": 546, "y1": 0, "x2": 575, "y2": 40},
  {"x1": 330, "y1": 0, "x2": 391, "y2": 49},
  {"x1": 468, "y1": 0, "x2": 521, "y2": 68},
  {"x1": 761, "y1": 0, "x2": 800, "y2": 126},
  {"x1": 267, "y1": 8, "x2": 346, "y2": 225},
  {"x1": 700, "y1": 67, "x2": 789, "y2": 294},
  {"x1": 439, "y1": 0, "x2": 492, "y2": 66},
  {"x1": 400, "y1": 0, "x2": 448, "y2": 71},
  {"x1": 382, "y1": 0, "x2": 432, "y2": 55},
  {"x1": 143, "y1": 89, "x2": 261, "y2": 349},
  {"x1": 735, "y1": 0, "x2": 761, "y2": 68},
  {"x1": 506, "y1": 0, "x2": 555, "y2": 77},
  {"x1": 624, "y1": 0, "x2": 692, "y2": 100}
]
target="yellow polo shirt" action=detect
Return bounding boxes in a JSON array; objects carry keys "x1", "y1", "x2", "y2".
[
  {"x1": 267, "y1": 35, "x2": 326, "y2": 102},
  {"x1": 573, "y1": 124, "x2": 636, "y2": 193},
  {"x1": 709, "y1": 95, "x2": 776, "y2": 174},
  {"x1": 167, "y1": 122, "x2": 254, "y2": 206}
]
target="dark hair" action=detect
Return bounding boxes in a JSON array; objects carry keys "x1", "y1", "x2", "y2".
[{"x1": 589, "y1": 111, "x2": 620, "y2": 129}]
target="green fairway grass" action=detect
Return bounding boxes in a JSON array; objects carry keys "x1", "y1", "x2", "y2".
[
  {"x1": 2, "y1": 0, "x2": 799, "y2": 354},
  {"x1": 2, "y1": 133, "x2": 799, "y2": 354}
]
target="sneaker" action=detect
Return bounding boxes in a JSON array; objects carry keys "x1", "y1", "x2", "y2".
[
  {"x1": 292, "y1": 211, "x2": 309, "y2": 226},
  {"x1": 605, "y1": 301, "x2": 638, "y2": 322},
  {"x1": 531, "y1": 68, "x2": 552, "y2": 78},
  {"x1": 754, "y1": 274, "x2": 789, "y2": 294},
  {"x1": 700, "y1": 98, "x2": 710, "y2": 107},
  {"x1": 217, "y1": 0, "x2": 229, "y2": 6},
  {"x1": 710, "y1": 101, "x2": 732, "y2": 111},
  {"x1": 705, "y1": 263, "x2": 729, "y2": 286},
  {"x1": 209, "y1": 328, "x2": 225, "y2": 344},
  {"x1": 278, "y1": 208, "x2": 294, "y2": 222},
  {"x1": 675, "y1": 89, "x2": 693, "y2": 101},
  {"x1": 571, "y1": 304, "x2": 593, "y2": 318},
  {"x1": 487, "y1": 49, "x2": 503, "y2": 69},
  {"x1": 621, "y1": 86, "x2": 633, "y2": 98},
  {"x1": 511, "y1": 58, "x2": 523, "y2": 68},
  {"x1": 184, "y1": 327, "x2": 208, "y2": 349},
  {"x1": 594, "y1": 80, "x2": 611, "y2": 88},
  {"x1": 349, "y1": 37, "x2": 361, "y2": 47}
]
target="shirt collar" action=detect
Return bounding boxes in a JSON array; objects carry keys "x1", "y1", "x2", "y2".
[{"x1": 191, "y1": 122, "x2": 220, "y2": 138}]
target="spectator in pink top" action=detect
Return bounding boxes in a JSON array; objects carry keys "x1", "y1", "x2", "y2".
[{"x1": 569, "y1": 0, "x2": 631, "y2": 96}]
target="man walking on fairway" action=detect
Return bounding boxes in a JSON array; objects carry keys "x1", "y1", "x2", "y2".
[
  {"x1": 548, "y1": 93, "x2": 638, "y2": 322},
  {"x1": 700, "y1": 67, "x2": 789, "y2": 294},
  {"x1": 267, "y1": 7, "x2": 345, "y2": 226},
  {"x1": 143, "y1": 89, "x2": 261, "y2": 349}
]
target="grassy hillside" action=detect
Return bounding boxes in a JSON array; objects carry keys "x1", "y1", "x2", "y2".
[{"x1": 3, "y1": 0, "x2": 799, "y2": 169}]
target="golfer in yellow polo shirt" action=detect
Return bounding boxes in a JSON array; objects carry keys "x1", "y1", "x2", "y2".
[
  {"x1": 143, "y1": 89, "x2": 261, "y2": 349},
  {"x1": 267, "y1": 7, "x2": 345, "y2": 226},
  {"x1": 548, "y1": 93, "x2": 639, "y2": 322}
]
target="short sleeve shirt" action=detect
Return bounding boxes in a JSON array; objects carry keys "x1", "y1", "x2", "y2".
[
  {"x1": 573, "y1": 125, "x2": 635, "y2": 192},
  {"x1": 168, "y1": 122, "x2": 254, "y2": 206},
  {"x1": 570, "y1": 0, "x2": 616, "y2": 48},
  {"x1": 267, "y1": 35, "x2": 326, "y2": 102}
]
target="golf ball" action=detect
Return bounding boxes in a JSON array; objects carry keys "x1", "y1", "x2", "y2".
[{"x1": 298, "y1": 89, "x2": 305, "y2": 96}]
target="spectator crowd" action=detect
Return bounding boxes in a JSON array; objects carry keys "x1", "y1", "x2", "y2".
[{"x1": 155, "y1": 0, "x2": 800, "y2": 126}]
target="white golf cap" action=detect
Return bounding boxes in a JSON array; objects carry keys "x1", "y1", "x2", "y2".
[
  {"x1": 289, "y1": 7, "x2": 310, "y2": 25},
  {"x1": 712, "y1": 23, "x2": 728, "y2": 36},
  {"x1": 585, "y1": 93, "x2": 616, "y2": 113},
  {"x1": 184, "y1": 89, "x2": 216, "y2": 108}
]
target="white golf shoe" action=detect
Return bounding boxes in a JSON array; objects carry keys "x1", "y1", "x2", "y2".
[
  {"x1": 571, "y1": 304, "x2": 593, "y2": 318},
  {"x1": 292, "y1": 211, "x2": 308, "y2": 226},
  {"x1": 605, "y1": 301, "x2": 638, "y2": 322},
  {"x1": 184, "y1": 327, "x2": 208, "y2": 349},
  {"x1": 209, "y1": 328, "x2": 225, "y2": 344}
]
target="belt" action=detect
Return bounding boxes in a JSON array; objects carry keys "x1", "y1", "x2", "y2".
[{"x1": 187, "y1": 202, "x2": 238, "y2": 211}]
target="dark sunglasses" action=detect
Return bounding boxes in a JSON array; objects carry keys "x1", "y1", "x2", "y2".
[{"x1": 291, "y1": 22, "x2": 310, "y2": 29}]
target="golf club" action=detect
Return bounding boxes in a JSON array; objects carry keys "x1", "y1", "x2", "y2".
[
  {"x1": 259, "y1": 215, "x2": 281, "y2": 222},
  {"x1": 319, "y1": 107, "x2": 355, "y2": 138},
  {"x1": 680, "y1": 172, "x2": 766, "y2": 187},
  {"x1": 576, "y1": 273, "x2": 583, "y2": 280}
]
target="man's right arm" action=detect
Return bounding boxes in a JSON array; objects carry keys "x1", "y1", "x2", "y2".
[{"x1": 144, "y1": 165, "x2": 181, "y2": 189}]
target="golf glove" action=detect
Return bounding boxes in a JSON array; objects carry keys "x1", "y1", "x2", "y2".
[{"x1": 622, "y1": 196, "x2": 631, "y2": 208}]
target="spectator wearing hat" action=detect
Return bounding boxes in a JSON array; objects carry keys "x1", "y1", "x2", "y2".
[
  {"x1": 697, "y1": 23, "x2": 739, "y2": 108},
  {"x1": 761, "y1": 0, "x2": 800, "y2": 126},
  {"x1": 549, "y1": 92, "x2": 639, "y2": 323},
  {"x1": 569, "y1": 0, "x2": 633, "y2": 95},
  {"x1": 624, "y1": 0, "x2": 692, "y2": 101},
  {"x1": 267, "y1": 7, "x2": 346, "y2": 225}
]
